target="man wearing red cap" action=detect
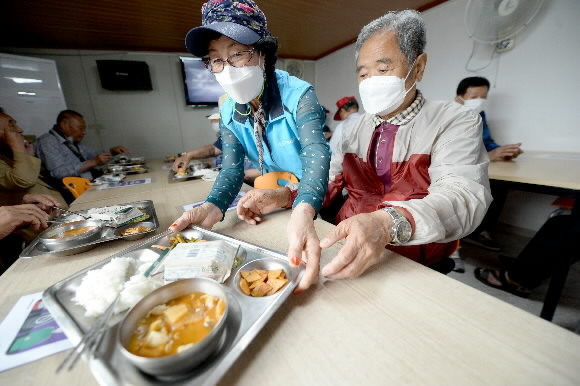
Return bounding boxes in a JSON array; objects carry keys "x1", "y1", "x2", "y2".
[{"x1": 330, "y1": 96, "x2": 361, "y2": 154}]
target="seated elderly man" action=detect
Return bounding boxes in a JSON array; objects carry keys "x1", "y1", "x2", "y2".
[
  {"x1": 0, "y1": 110, "x2": 67, "y2": 207},
  {"x1": 236, "y1": 10, "x2": 491, "y2": 291},
  {"x1": 35, "y1": 110, "x2": 129, "y2": 181}
]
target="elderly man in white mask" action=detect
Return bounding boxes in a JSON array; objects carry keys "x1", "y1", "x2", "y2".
[{"x1": 237, "y1": 10, "x2": 492, "y2": 290}]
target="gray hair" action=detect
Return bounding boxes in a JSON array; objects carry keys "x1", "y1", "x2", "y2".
[{"x1": 355, "y1": 10, "x2": 426, "y2": 66}]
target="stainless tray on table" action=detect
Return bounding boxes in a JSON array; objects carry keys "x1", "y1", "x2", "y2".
[
  {"x1": 20, "y1": 200, "x2": 160, "y2": 258},
  {"x1": 43, "y1": 226, "x2": 303, "y2": 386},
  {"x1": 106, "y1": 165, "x2": 149, "y2": 174},
  {"x1": 169, "y1": 161, "x2": 216, "y2": 182}
]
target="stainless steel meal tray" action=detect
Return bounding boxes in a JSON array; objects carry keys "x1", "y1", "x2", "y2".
[
  {"x1": 107, "y1": 165, "x2": 149, "y2": 174},
  {"x1": 43, "y1": 226, "x2": 304, "y2": 386},
  {"x1": 20, "y1": 200, "x2": 160, "y2": 258}
]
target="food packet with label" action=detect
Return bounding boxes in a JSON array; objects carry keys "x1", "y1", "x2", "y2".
[{"x1": 162, "y1": 240, "x2": 237, "y2": 283}]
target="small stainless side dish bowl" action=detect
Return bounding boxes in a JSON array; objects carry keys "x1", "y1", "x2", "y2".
[
  {"x1": 39, "y1": 220, "x2": 103, "y2": 251},
  {"x1": 117, "y1": 278, "x2": 229, "y2": 376}
]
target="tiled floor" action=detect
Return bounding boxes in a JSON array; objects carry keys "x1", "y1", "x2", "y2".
[{"x1": 448, "y1": 226, "x2": 580, "y2": 334}]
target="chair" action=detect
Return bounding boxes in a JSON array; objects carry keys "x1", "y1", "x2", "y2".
[
  {"x1": 549, "y1": 197, "x2": 575, "y2": 219},
  {"x1": 253, "y1": 171, "x2": 298, "y2": 190},
  {"x1": 62, "y1": 177, "x2": 90, "y2": 199}
]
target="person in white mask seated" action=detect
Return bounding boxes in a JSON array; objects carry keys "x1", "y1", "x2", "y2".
[
  {"x1": 170, "y1": 0, "x2": 331, "y2": 292},
  {"x1": 455, "y1": 76, "x2": 524, "y2": 252},
  {"x1": 455, "y1": 77, "x2": 523, "y2": 162},
  {"x1": 235, "y1": 10, "x2": 492, "y2": 289}
]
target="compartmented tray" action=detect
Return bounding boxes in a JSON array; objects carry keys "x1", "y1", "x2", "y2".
[
  {"x1": 43, "y1": 227, "x2": 303, "y2": 386},
  {"x1": 20, "y1": 200, "x2": 160, "y2": 258}
]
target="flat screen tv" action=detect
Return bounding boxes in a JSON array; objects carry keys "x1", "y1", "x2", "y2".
[{"x1": 180, "y1": 57, "x2": 224, "y2": 106}]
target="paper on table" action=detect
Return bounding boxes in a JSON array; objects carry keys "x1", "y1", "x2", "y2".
[
  {"x1": 0, "y1": 292, "x2": 72, "y2": 372},
  {"x1": 96, "y1": 178, "x2": 152, "y2": 190},
  {"x1": 182, "y1": 191, "x2": 246, "y2": 212}
]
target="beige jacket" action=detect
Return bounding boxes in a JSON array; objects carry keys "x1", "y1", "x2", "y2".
[
  {"x1": 329, "y1": 100, "x2": 492, "y2": 245},
  {"x1": 0, "y1": 150, "x2": 66, "y2": 207}
]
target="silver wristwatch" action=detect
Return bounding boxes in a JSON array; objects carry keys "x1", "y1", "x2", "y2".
[{"x1": 382, "y1": 207, "x2": 412, "y2": 245}]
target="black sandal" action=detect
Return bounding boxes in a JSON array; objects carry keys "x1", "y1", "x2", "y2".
[{"x1": 474, "y1": 267, "x2": 532, "y2": 298}]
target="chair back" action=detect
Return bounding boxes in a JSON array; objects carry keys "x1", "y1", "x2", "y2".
[
  {"x1": 253, "y1": 171, "x2": 298, "y2": 189},
  {"x1": 62, "y1": 177, "x2": 90, "y2": 199}
]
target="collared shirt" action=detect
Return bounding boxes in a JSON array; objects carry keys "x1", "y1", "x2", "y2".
[
  {"x1": 372, "y1": 89, "x2": 426, "y2": 127},
  {"x1": 370, "y1": 90, "x2": 425, "y2": 189},
  {"x1": 35, "y1": 129, "x2": 102, "y2": 180}
]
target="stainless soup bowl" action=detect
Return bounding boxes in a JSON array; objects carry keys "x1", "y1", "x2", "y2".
[
  {"x1": 117, "y1": 278, "x2": 229, "y2": 376},
  {"x1": 39, "y1": 220, "x2": 103, "y2": 251}
]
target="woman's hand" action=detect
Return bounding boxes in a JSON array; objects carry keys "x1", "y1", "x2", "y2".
[
  {"x1": 169, "y1": 202, "x2": 223, "y2": 232},
  {"x1": 287, "y1": 203, "x2": 321, "y2": 292},
  {"x1": 236, "y1": 188, "x2": 290, "y2": 225},
  {"x1": 0, "y1": 204, "x2": 49, "y2": 239},
  {"x1": 319, "y1": 210, "x2": 391, "y2": 279}
]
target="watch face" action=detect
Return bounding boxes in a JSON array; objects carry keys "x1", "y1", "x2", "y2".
[{"x1": 396, "y1": 220, "x2": 412, "y2": 243}]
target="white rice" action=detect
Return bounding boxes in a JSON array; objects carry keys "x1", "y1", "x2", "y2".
[{"x1": 73, "y1": 256, "x2": 163, "y2": 317}]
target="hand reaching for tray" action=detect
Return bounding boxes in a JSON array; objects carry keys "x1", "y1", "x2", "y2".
[
  {"x1": 0, "y1": 204, "x2": 49, "y2": 239},
  {"x1": 170, "y1": 202, "x2": 223, "y2": 231},
  {"x1": 236, "y1": 188, "x2": 290, "y2": 225}
]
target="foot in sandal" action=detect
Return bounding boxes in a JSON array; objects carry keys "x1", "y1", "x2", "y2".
[{"x1": 474, "y1": 267, "x2": 532, "y2": 298}]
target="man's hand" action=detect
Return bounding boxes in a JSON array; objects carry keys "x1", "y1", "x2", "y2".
[
  {"x1": 110, "y1": 146, "x2": 130, "y2": 155},
  {"x1": 0, "y1": 204, "x2": 49, "y2": 239},
  {"x1": 488, "y1": 143, "x2": 523, "y2": 161},
  {"x1": 22, "y1": 193, "x2": 62, "y2": 212},
  {"x1": 92, "y1": 152, "x2": 113, "y2": 166},
  {"x1": 24, "y1": 140, "x2": 35, "y2": 156},
  {"x1": 172, "y1": 153, "x2": 193, "y2": 172},
  {"x1": 5, "y1": 128, "x2": 26, "y2": 153},
  {"x1": 169, "y1": 202, "x2": 223, "y2": 232},
  {"x1": 236, "y1": 188, "x2": 290, "y2": 225},
  {"x1": 319, "y1": 210, "x2": 392, "y2": 280}
]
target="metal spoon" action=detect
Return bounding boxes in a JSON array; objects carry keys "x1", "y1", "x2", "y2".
[{"x1": 52, "y1": 206, "x2": 90, "y2": 220}]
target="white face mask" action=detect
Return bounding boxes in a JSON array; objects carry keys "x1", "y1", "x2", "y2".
[
  {"x1": 211, "y1": 121, "x2": 220, "y2": 133},
  {"x1": 358, "y1": 61, "x2": 417, "y2": 116},
  {"x1": 214, "y1": 64, "x2": 264, "y2": 105},
  {"x1": 462, "y1": 98, "x2": 486, "y2": 113}
]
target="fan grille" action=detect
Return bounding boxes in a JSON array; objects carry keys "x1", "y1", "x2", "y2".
[{"x1": 466, "y1": 0, "x2": 544, "y2": 43}]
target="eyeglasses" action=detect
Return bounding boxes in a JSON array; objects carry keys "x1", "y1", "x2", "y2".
[{"x1": 203, "y1": 48, "x2": 256, "y2": 73}]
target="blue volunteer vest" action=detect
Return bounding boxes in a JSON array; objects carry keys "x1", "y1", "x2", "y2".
[{"x1": 220, "y1": 70, "x2": 312, "y2": 179}]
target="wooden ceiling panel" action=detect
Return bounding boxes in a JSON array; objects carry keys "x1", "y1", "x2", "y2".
[{"x1": 1, "y1": 0, "x2": 446, "y2": 59}]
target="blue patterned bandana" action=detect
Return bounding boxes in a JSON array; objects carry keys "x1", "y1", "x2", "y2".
[{"x1": 186, "y1": 0, "x2": 270, "y2": 57}]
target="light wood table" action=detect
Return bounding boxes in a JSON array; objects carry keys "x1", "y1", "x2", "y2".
[
  {"x1": 488, "y1": 151, "x2": 580, "y2": 190},
  {"x1": 1, "y1": 169, "x2": 580, "y2": 385},
  {"x1": 73, "y1": 158, "x2": 203, "y2": 205},
  {"x1": 488, "y1": 151, "x2": 580, "y2": 320}
]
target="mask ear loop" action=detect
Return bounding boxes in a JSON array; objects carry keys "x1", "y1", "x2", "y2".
[{"x1": 403, "y1": 58, "x2": 418, "y2": 95}]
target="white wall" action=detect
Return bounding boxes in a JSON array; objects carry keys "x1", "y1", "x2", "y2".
[
  {"x1": 314, "y1": 0, "x2": 580, "y2": 232},
  {"x1": 0, "y1": 53, "x2": 67, "y2": 137},
  {"x1": 0, "y1": 49, "x2": 317, "y2": 161}
]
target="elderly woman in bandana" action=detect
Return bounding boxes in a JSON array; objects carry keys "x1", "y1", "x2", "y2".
[{"x1": 170, "y1": 0, "x2": 331, "y2": 291}]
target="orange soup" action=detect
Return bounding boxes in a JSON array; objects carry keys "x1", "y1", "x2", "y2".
[
  {"x1": 48, "y1": 226, "x2": 96, "y2": 239},
  {"x1": 128, "y1": 292, "x2": 226, "y2": 357}
]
